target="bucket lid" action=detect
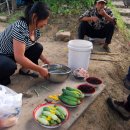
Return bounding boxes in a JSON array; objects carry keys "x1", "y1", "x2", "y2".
[{"x1": 68, "y1": 40, "x2": 92, "y2": 48}]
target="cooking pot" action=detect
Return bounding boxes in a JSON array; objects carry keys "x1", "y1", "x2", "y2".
[{"x1": 42, "y1": 64, "x2": 71, "y2": 83}]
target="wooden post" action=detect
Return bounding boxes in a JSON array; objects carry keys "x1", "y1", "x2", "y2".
[
  {"x1": 6, "y1": 0, "x2": 10, "y2": 15},
  {"x1": 11, "y1": 0, "x2": 17, "y2": 12}
]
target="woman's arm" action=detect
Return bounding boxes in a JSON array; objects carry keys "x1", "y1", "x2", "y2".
[
  {"x1": 40, "y1": 54, "x2": 50, "y2": 64},
  {"x1": 13, "y1": 39, "x2": 48, "y2": 77}
]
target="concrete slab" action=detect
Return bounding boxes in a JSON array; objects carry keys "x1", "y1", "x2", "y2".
[
  {"x1": 6, "y1": 77, "x2": 105, "y2": 130},
  {"x1": 117, "y1": 8, "x2": 130, "y2": 16},
  {"x1": 122, "y1": 16, "x2": 130, "y2": 28},
  {"x1": 112, "y1": 1, "x2": 125, "y2": 8}
]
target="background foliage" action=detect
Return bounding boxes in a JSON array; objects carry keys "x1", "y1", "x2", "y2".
[{"x1": 35, "y1": 0, "x2": 95, "y2": 15}]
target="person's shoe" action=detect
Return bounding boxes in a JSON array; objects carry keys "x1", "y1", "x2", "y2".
[
  {"x1": 107, "y1": 97, "x2": 130, "y2": 121},
  {"x1": 19, "y1": 69, "x2": 39, "y2": 78},
  {"x1": 103, "y1": 44, "x2": 110, "y2": 52},
  {"x1": 123, "y1": 78, "x2": 130, "y2": 90}
]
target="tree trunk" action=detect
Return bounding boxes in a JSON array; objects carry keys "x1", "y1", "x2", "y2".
[
  {"x1": 6, "y1": 0, "x2": 11, "y2": 15},
  {"x1": 11, "y1": 0, "x2": 17, "y2": 12}
]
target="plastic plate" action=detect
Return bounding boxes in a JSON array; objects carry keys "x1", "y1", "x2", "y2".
[{"x1": 33, "y1": 103, "x2": 69, "y2": 129}]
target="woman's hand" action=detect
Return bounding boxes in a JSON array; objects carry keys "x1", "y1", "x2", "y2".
[
  {"x1": 43, "y1": 57, "x2": 50, "y2": 64},
  {"x1": 40, "y1": 54, "x2": 50, "y2": 64},
  {"x1": 38, "y1": 67, "x2": 48, "y2": 78}
]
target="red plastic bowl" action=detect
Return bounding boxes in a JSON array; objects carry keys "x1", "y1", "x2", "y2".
[
  {"x1": 77, "y1": 84, "x2": 95, "y2": 96},
  {"x1": 86, "y1": 77, "x2": 102, "y2": 88},
  {"x1": 33, "y1": 103, "x2": 70, "y2": 128}
]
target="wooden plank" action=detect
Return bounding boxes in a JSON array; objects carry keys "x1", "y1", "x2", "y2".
[
  {"x1": 90, "y1": 58, "x2": 121, "y2": 62},
  {"x1": 92, "y1": 51, "x2": 118, "y2": 55}
]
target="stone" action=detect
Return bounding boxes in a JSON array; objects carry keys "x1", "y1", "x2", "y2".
[
  {"x1": 0, "y1": 16, "x2": 8, "y2": 22},
  {"x1": 56, "y1": 31, "x2": 71, "y2": 42}
]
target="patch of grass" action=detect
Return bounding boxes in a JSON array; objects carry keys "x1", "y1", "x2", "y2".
[
  {"x1": 3, "y1": 0, "x2": 130, "y2": 40},
  {"x1": 42, "y1": 0, "x2": 95, "y2": 15},
  {"x1": 0, "y1": 12, "x2": 7, "y2": 16},
  {"x1": 7, "y1": 10, "x2": 23, "y2": 24}
]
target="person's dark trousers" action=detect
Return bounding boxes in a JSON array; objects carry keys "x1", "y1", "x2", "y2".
[
  {"x1": 125, "y1": 94, "x2": 130, "y2": 112},
  {"x1": 25, "y1": 42, "x2": 43, "y2": 65},
  {"x1": 0, "y1": 42, "x2": 43, "y2": 86},
  {"x1": 0, "y1": 55, "x2": 17, "y2": 85},
  {"x1": 126, "y1": 67, "x2": 130, "y2": 81},
  {"x1": 78, "y1": 21, "x2": 115, "y2": 44}
]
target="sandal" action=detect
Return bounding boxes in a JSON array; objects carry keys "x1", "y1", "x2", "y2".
[
  {"x1": 103, "y1": 45, "x2": 111, "y2": 52},
  {"x1": 19, "y1": 69, "x2": 39, "y2": 78}
]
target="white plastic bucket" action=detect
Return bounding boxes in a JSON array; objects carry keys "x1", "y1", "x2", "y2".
[{"x1": 68, "y1": 39, "x2": 93, "y2": 70}]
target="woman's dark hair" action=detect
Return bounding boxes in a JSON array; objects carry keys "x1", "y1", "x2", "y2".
[{"x1": 20, "y1": 2, "x2": 50, "y2": 24}]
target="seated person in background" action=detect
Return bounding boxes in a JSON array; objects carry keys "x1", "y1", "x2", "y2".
[
  {"x1": 78, "y1": 0, "x2": 116, "y2": 52},
  {"x1": 107, "y1": 95, "x2": 130, "y2": 121}
]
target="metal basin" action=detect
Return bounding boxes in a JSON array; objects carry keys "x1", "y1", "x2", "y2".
[{"x1": 42, "y1": 64, "x2": 71, "y2": 83}]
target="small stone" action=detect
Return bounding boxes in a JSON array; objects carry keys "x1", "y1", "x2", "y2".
[
  {"x1": 56, "y1": 31, "x2": 71, "y2": 42},
  {"x1": 22, "y1": 92, "x2": 33, "y2": 98},
  {"x1": 0, "y1": 16, "x2": 8, "y2": 22}
]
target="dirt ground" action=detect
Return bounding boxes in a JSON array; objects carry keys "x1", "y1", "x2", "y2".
[{"x1": 1, "y1": 15, "x2": 130, "y2": 130}]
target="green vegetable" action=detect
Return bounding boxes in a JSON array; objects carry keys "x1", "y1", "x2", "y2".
[
  {"x1": 61, "y1": 94, "x2": 80, "y2": 102},
  {"x1": 66, "y1": 87, "x2": 85, "y2": 98},
  {"x1": 50, "y1": 119, "x2": 57, "y2": 125},
  {"x1": 43, "y1": 107, "x2": 51, "y2": 111},
  {"x1": 43, "y1": 106, "x2": 65, "y2": 120},
  {"x1": 42, "y1": 111, "x2": 61, "y2": 123},
  {"x1": 59, "y1": 95, "x2": 79, "y2": 106},
  {"x1": 37, "y1": 117, "x2": 49, "y2": 125},
  {"x1": 66, "y1": 87, "x2": 82, "y2": 94},
  {"x1": 56, "y1": 106, "x2": 67, "y2": 116},
  {"x1": 55, "y1": 110, "x2": 65, "y2": 120},
  {"x1": 62, "y1": 89, "x2": 80, "y2": 98}
]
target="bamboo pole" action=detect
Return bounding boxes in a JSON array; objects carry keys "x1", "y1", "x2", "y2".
[
  {"x1": 11, "y1": 0, "x2": 17, "y2": 13},
  {"x1": 6, "y1": 0, "x2": 10, "y2": 15}
]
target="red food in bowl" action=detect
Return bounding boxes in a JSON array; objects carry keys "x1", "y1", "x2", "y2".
[
  {"x1": 77, "y1": 84, "x2": 95, "y2": 94},
  {"x1": 86, "y1": 77, "x2": 102, "y2": 87}
]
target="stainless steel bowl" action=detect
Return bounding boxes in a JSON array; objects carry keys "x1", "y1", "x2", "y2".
[{"x1": 42, "y1": 64, "x2": 71, "y2": 83}]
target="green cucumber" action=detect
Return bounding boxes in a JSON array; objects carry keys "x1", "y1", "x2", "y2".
[
  {"x1": 62, "y1": 89, "x2": 80, "y2": 98},
  {"x1": 72, "y1": 90, "x2": 85, "y2": 98},
  {"x1": 37, "y1": 117, "x2": 49, "y2": 125},
  {"x1": 66, "y1": 87, "x2": 82, "y2": 94},
  {"x1": 62, "y1": 94, "x2": 80, "y2": 102},
  {"x1": 43, "y1": 107, "x2": 51, "y2": 111},
  {"x1": 43, "y1": 106, "x2": 65, "y2": 120},
  {"x1": 50, "y1": 119, "x2": 57, "y2": 125},
  {"x1": 42, "y1": 111, "x2": 56, "y2": 119},
  {"x1": 56, "y1": 106, "x2": 67, "y2": 116},
  {"x1": 59, "y1": 95, "x2": 78, "y2": 106},
  {"x1": 55, "y1": 110, "x2": 65, "y2": 120},
  {"x1": 66, "y1": 87, "x2": 85, "y2": 98}
]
